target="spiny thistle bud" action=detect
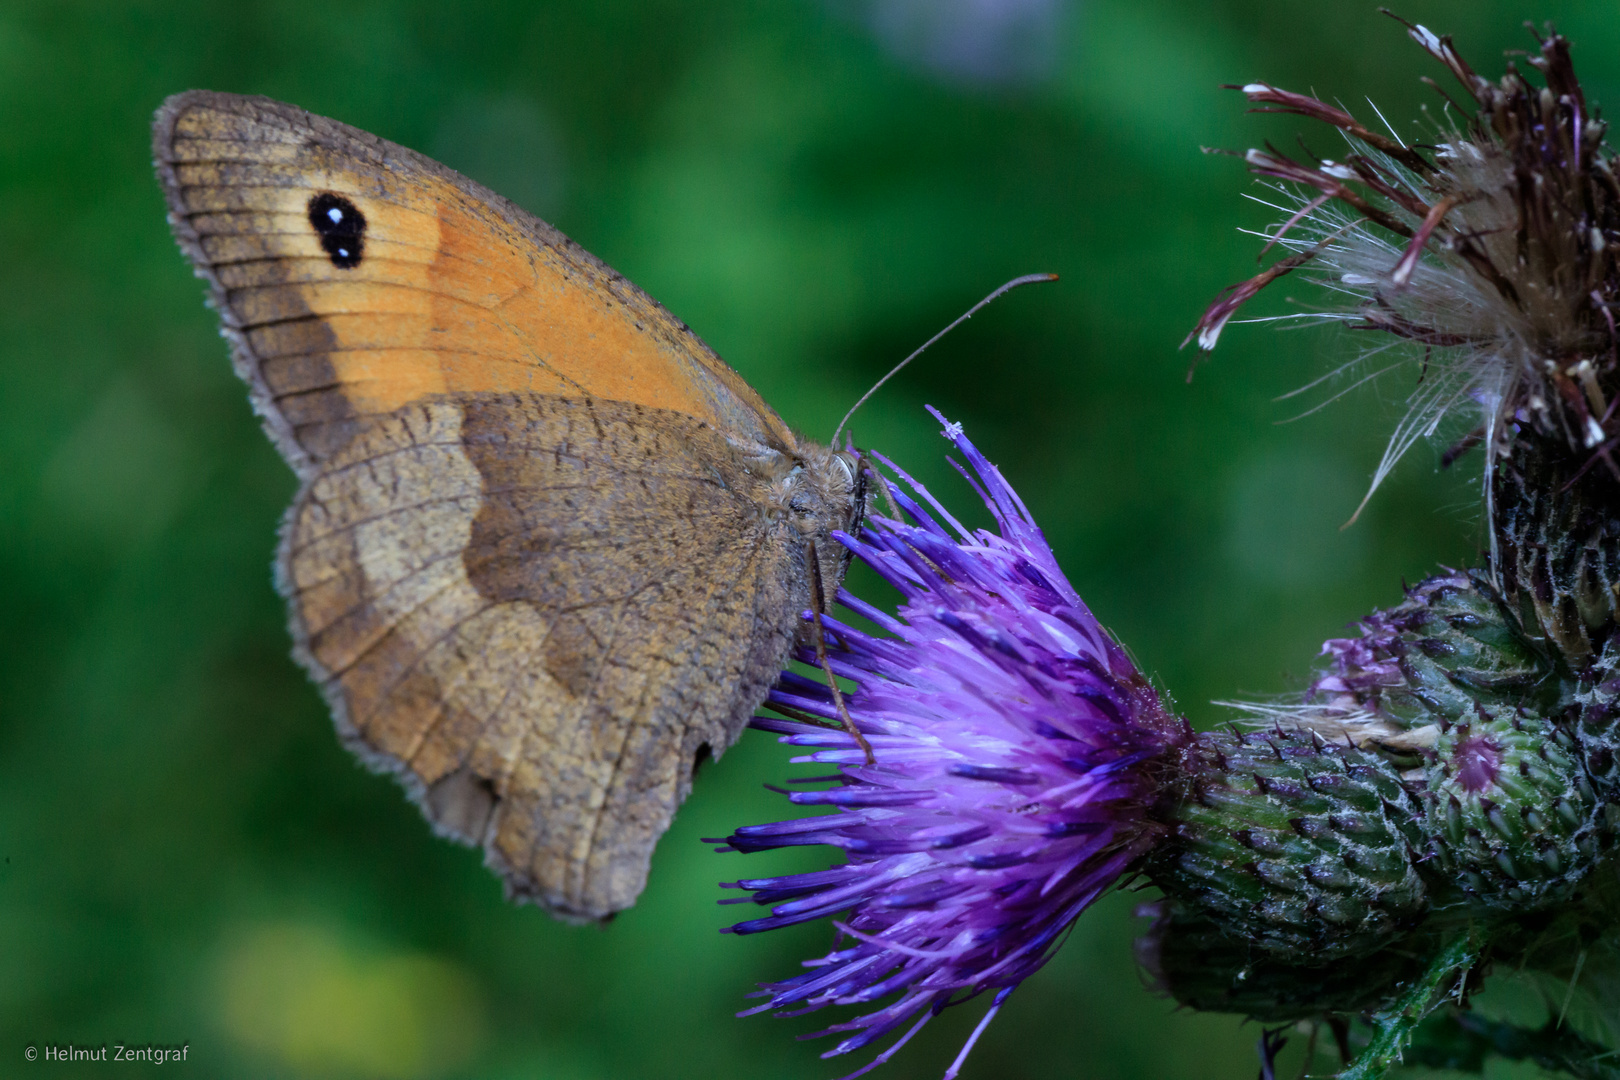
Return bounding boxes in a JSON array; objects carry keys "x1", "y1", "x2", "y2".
[
  {"x1": 1575, "y1": 639, "x2": 1620, "y2": 797},
  {"x1": 1134, "y1": 898, "x2": 1429, "y2": 1021},
  {"x1": 1149, "y1": 727, "x2": 1427, "y2": 960},
  {"x1": 1496, "y1": 446, "x2": 1620, "y2": 666},
  {"x1": 1301, "y1": 569, "x2": 1612, "y2": 912},
  {"x1": 1421, "y1": 705, "x2": 1603, "y2": 910},
  {"x1": 1307, "y1": 570, "x2": 1554, "y2": 736}
]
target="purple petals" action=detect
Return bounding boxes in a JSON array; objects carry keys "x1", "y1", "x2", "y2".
[
  {"x1": 789, "y1": 788, "x2": 932, "y2": 808},
  {"x1": 877, "y1": 881, "x2": 970, "y2": 909},
  {"x1": 715, "y1": 415, "x2": 1188, "y2": 1078},
  {"x1": 948, "y1": 764, "x2": 1039, "y2": 785},
  {"x1": 928, "y1": 824, "x2": 993, "y2": 849},
  {"x1": 1453, "y1": 734, "x2": 1503, "y2": 793},
  {"x1": 963, "y1": 849, "x2": 1039, "y2": 870}
]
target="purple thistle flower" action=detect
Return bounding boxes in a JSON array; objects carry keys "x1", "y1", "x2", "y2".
[{"x1": 712, "y1": 410, "x2": 1191, "y2": 1078}]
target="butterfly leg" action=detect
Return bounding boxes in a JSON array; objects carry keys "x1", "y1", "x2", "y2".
[{"x1": 806, "y1": 540, "x2": 876, "y2": 766}]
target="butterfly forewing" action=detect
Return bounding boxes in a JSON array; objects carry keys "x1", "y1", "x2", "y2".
[{"x1": 157, "y1": 91, "x2": 798, "y2": 472}]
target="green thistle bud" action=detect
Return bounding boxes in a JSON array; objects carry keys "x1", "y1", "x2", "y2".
[
  {"x1": 1169, "y1": 21, "x2": 1620, "y2": 1068},
  {"x1": 1309, "y1": 570, "x2": 1555, "y2": 740},
  {"x1": 1135, "y1": 898, "x2": 1427, "y2": 1021},
  {"x1": 1150, "y1": 727, "x2": 1427, "y2": 961},
  {"x1": 1305, "y1": 569, "x2": 1612, "y2": 911},
  {"x1": 1421, "y1": 706, "x2": 1605, "y2": 910}
]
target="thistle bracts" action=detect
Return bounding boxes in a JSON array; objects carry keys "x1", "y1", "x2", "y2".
[
  {"x1": 1139, "y1": 562, "x2": 1619, "y2": 1032},
  {"x1": 1496, "y1": 433, "x2": 1620, "y2": 666},
  {"x1": 1576, "y1": 638, "x2": 1620, "y2": 798},
  {"x1": 1307, "y1": 570, "x2": 1554, "y2": 739},
  {"x1": 1423, "y1": 706, "x2": 1602, "y2": 910},
  {"x1": 1149, "y1": 727, "x2": 1426, "y2": 960},
  {"x1": 1309, "y1": 568, "x2": 1611, "y2": 912},
  {"x1": 1135, "y1": 898, "x2": 1430, "y2": 1022}
]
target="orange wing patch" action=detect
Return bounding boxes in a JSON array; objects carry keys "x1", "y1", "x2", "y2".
[{"x1": 158, "y1": 93, "x2": 796, "y2": 464}]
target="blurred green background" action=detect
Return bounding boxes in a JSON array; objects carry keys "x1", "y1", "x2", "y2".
[{"x1": 4, "y1": 1, "x2": 1618, "y2": 1077}]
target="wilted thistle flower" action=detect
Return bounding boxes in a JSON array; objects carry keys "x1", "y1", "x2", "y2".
[
  {"x1": 1178, "y1": 21, "x2": 1620, "y2": 919},
  {"x1": 1187, "y1": 18, "x2": 1619, "y2": 456},
  {"x1": 712, "y1": 412, "x2": 1191, "y2": 1078},
  {"x1": 1187, "y1": 20, "x2": 1620, "y2": 667}
]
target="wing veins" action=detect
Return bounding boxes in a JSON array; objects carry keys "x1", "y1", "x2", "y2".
[
  {"x1": 575, "y1": 527, "x2": 771, "y2": 899},
  {"x1": 291, "y1": 491, "x2": 482, "y2": 554},
  {"x1": 538, "y1": 578, "x2": 653, "y2": 899},
  {"x1": 293, "y1": 436, "x2": 466, "y2": 486}
]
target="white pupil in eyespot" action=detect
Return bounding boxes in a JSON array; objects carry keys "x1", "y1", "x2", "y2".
[{"x1": 327, "y1": 207, "x2": 344, "y2": 224}]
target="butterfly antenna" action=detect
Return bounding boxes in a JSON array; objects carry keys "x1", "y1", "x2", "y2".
[{"x1": 831, "y1": 272, "x2": 1058, "y2": 445}]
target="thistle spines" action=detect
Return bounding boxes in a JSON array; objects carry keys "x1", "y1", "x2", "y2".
[
  {"x1": 1305, "y1": 569, "x2": 1556, "y2": 748},
  {"x1": 1310, "y1": 568, "x2": 1610, "y2": 911},
  {"x1": 1419, "y1": 703, "x2": 1606, "y2": 910},
  {"x1": 1495, "y1": 432, "x2": 1620, "y2": 668},
  {"x1": 1152, "y1": 727, "x2": 1428, "y2": 961},
  {"x1": 1144, "y1": 566, "x2": 1620, "y2": 1023},
  {"x1": 1575, "y1": 635, "x2": 1620, "y2": 800}
]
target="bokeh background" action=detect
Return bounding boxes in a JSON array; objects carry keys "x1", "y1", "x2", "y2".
[{"x1": 4, "y1": 1, "x2": 1618, "y2": 1077}]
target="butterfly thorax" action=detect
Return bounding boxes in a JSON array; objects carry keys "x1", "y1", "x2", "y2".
[{"x1": 745, "y1": 442, "x2": 864, "y2": 607}]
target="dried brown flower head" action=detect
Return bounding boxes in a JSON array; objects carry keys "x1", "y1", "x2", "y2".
[{"x1": 1190, "y1": 17, "x2": 1620, "y2": 539}]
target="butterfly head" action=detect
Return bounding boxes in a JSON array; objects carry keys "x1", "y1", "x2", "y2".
[{"x1": 769, "y1": 443, "x2": 866, "y2": 607}]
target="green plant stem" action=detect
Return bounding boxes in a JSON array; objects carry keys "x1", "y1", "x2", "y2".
[
  {"x1": 1336, "y1": 927, "x2": 1486, "y2": 1080},
  {"x1": 1407, "y1": 1012, "x2": 1620, "y2": 1080}
]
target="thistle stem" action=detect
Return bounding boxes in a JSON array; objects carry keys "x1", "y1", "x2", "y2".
[{"x1": 1335, "y1": 926, "x2": 1485, "y2": 1080}]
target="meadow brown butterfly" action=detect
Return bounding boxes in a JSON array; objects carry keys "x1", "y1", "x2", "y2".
[{"x1": 153, "y1": 91, "x2": 865, "y2": 922}]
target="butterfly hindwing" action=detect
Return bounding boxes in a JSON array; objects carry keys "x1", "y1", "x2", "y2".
[{"x1": 280, "y1": 393, "x2": 803, "y2": 918}]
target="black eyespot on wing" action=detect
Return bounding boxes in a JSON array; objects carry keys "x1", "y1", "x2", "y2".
[{"x1": 307, "y1": 192, "x2": 366, "y2": 269}]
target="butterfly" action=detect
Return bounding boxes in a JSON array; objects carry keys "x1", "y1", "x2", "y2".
[{"x1": 153, "y1": 91, "x2": 866, "y2": 922}]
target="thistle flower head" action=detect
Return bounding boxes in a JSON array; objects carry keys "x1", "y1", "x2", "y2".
[
  {"x1": 1189, "y1": 19, "x2": 1620, "y2": 519},
  {"x1": 714, "y1": 411, "x2": 1189, "y2": 1078}
]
